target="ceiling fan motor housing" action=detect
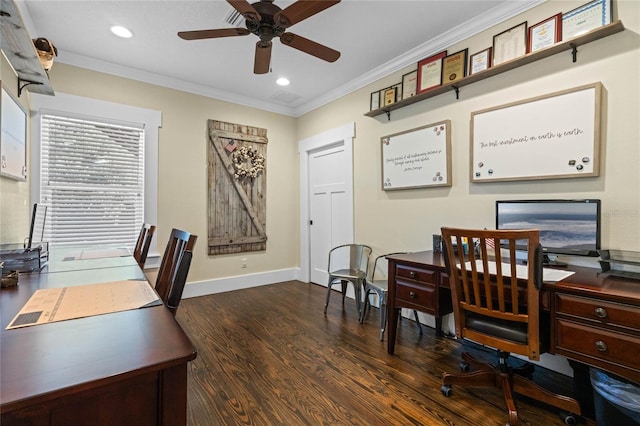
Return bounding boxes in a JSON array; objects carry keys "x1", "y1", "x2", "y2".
[{"x1": 246, "y1": 0, "x2": 286, "y2": 42}]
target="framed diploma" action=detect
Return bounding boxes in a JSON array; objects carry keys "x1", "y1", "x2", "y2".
[
  {"x1": 469, "y1": 47, "x2": 492, "y2": 75},
  {"x1": 492, "y1": 22, "x2": 527, "y2": 66},
  {"x1": 383, "y1": 87, "x2": 397, "y2": 106},
  {"x1": 562, "y1": 0, "x2": 611, "y2": 40},
  {"x1": 442, "y1": 49, "x2": 468, "y2": 84},
  {"x1": 370, "y1": 90, "x2": 381, "y2": 111},
  {"x1": 416, "y1": 50, "x2": 447, "y2": 94},
  {"x1": 402, "y1": 70, "x2": 417, "y2": 99},
  {"x1": 528, "y1": 13, "x2": 562, "y2": 52}
]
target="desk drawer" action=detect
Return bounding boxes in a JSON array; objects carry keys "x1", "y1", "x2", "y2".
[
  {"x1": 556, "y1": 319, "x2": 640, "y2": 374},
  {"x1": 395, "y1": 265, "x2": 437, "y2": 284},
  {"x1": 396, "y1": 281, "x2": 436, "y2": 313},
  {"x1": 555, "y1": 294, "x2": 640, "y2": 330}
]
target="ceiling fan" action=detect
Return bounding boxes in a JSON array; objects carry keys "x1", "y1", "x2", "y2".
[{"x1": 177, "y1": 0, "x2": 341, "y2": 74}]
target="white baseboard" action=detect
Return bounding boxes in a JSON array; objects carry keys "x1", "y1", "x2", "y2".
[{"x1": 182, "y1": 267, "x2": 302, "y2": 298}]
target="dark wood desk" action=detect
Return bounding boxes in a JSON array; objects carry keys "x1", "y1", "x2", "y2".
[
  {"x1": 0, "y1": 254, "x2": 197, "y2": 425},
  {"x1": 386, "y1": 251, "x2": 640, "y2": 387}
]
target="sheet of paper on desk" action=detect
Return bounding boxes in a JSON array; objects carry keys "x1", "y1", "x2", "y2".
[
  {"x1": 6, "y1": 280, "x2": 160, "y2": 330},
  {"x1": 462, "y1": 261, "x2": 575, "y2": 283},
  {"x1": 63, "y1": 247, "x2": 131, "y2": 261}
]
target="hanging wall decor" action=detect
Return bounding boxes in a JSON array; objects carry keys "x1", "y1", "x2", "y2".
[{"x1": 207, "y1": 120, "x2": 267, "y2": 255}]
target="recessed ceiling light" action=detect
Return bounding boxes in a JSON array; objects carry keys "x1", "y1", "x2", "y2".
[
  {"x1": 276, "y1": 77, "x2": 290, "y2": 86},
  {"x1": 111, "y1": 25, "x2": 133, "y2": 38}
]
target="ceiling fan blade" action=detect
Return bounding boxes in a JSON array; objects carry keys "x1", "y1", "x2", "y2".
[
  {"x1": 280, "y1": 32, "x2": 340, "y2": 62},
  {"x1": 227, "y1": 0, "x2": 261, "y2": 22},
  {"x1": 178, "y1": 28, "x2": 250, "y2": 40},
  {"x1": 274, "y1": 0, "x2": 340, "y2": 28},
  {"x1": 254, "y1": 41, "x2": 272, "y2": 74}
]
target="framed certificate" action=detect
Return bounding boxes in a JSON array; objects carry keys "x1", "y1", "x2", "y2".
[
  {"x1": 383, "y1": 86, "x2": 397, "y2": 106},
  {"x1": 469, "y1": 47, "x2": 492, "y2": 75},
  {"x1": 562, "y1": 0, "x2": 611, "y2": 40},
  {"x1": 402, "y1": 70, "x2": 417, "y2": 99},
  {"x1": 416, "y1": 50, "x2": 447, "y2": 94},
  {"x1": 528, "y1": 13, "x2": 562, "y2": 52},
  {"x1": 442, "y1": 49, "x2": 468, "y2": 84},
  {"x1": 370, "y1": 90, "x2": 381, "y2": 111},
  {"x1": 492, "y1": 22, "x2": 527, "y2": 66}
]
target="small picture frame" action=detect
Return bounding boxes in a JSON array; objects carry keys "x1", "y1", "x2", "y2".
[
  {"x1": 528, "y1": 13, "x2": 562, "y2": 52},
  {"x1": 370, "y1": 90, "x2": 381, "y2": 111},
  {"x1": 402, "y1": 70, "x2": 418, "y2": 99},
  {"x1": 416, "y1": 50, "x2": 447, "y2": 94},
  {"x1": 442, "y1": 49, "x2": 468, "y2": 84},
  {"x1": 469, "y1": 47, "x2": 492, "y2": 75},
  {"x1": 562, "y1": 0, "x2": 611, "y2": 40},
  {"x1": 1, "y1": 86, "x2": 28, "y2": 181},
  {"x1": 383, "y1": 86, "x2": 397, "y2": 106},
  {"x1": 492, "y1": 22, "x2": 527, "y2": 66}
]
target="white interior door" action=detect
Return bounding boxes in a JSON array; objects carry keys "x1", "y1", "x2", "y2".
[
  {"x1": 309, "y1": 145, "x2": 351, "y2": 285},
  {"x1": 298, "y1": 123, "x2": 355, "y2": 286}
]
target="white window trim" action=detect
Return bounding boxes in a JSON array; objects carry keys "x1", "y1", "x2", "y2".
[{"x1": 30, "y1": 92, "x2": 161, "y2": 257}]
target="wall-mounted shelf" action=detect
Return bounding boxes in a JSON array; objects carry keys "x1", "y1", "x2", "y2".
[
  {"x1": 365, "y1": 21, "x2": 625, "y2": 120},
  {"x1": 0, "y1": 0, "x2": 55, "y2": 96}
]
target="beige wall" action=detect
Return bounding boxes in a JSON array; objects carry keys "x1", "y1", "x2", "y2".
[
  {"x1": 297, "y1": 0, "x2": 640, "y2": 263},
  {"x1": 0, "y1": 55, "x2": 31, "y2": 243},
  {"x1": 24, "y1": 63, "x2": 299, "y2": 282}
]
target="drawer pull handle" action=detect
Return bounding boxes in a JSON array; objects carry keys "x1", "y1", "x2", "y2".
[
  {"x1": 595, "y1": 307, "x2": 607, "y2": 319},
  {"x1": 409, "y1": 271, "x2": 416, "y2": 278},
  {"x1": 595, "y1": 340, "x2": 608, "y2": 352},
  {"x1": 409, "y1": 291, "x2": 417, "y2": 299}
]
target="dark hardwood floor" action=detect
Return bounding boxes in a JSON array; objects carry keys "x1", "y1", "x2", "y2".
[{"x1": 175, "y1": 281, "x2": 587, "y2": 426}]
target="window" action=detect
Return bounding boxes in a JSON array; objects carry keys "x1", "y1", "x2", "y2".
[
  {"x1": 31, "y1": 93, "x2": 160, "y2": 252},
  {"x1": 40, "y1": 114, "x2": 145, "y2": 247}
]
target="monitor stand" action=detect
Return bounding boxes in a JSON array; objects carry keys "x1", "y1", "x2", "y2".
[{"x1": 543, "y1": 254, "x2": 567, "y2": 267}]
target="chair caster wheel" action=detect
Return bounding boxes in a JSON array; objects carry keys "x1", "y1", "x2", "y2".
[
  {"x1": 441, "y1": 385, "x2": 452, "y2": 397},
  {"x1": 559, "y1": 411, "x2": 577, "y2": 425},
  {"x1": 459, "y1": 361, "x2": 470, "y2": 372}
]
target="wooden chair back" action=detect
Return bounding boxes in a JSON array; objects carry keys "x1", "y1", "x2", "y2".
[
  {"x1": 166, "y1": 250, "x2": 193, "y2": 316},
  {"x1": 133, "y1": 223, "x2": 156, "y2": 267},
  {"x1": 440, "y1": 227, "x2": 543, "y2": 360},
  {"x1": 155, "y1": 228, "x2": 197, "y2": 309}
]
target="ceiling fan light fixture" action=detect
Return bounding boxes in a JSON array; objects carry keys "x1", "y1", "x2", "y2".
[
  {"x1": 111, "y1": 25, "x2": 133, "y2": 38},
  {"x1": 276, "y1": 77, "x2": 290, "y2": 86}
]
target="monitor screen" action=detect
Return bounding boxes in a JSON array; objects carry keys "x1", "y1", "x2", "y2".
[{"x1": 495, "y1": 199, "x2": 601, "y2": 257}]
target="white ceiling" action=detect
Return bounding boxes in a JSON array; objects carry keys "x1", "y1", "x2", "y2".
[{"x1": 18, "y1": 0, "x2": 541, "y2": 117}]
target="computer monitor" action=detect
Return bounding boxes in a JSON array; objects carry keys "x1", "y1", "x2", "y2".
[{"x1": 496, "y1": 199, "x2": 601, "y2": 265}]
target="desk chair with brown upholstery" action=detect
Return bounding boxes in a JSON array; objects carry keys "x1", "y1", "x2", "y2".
[
  {"x1": 155, "y1": 228, "x2": 197, "y2": 316},
  {"x1": 324, "y1": 244, "x2": 372, "y2": 317},
  {"x1": 133, "y1": 223, "x2": 156, "y2": 268},
  {"x1": 440, "y1": 227, "x2": 580, "y2": 426},
  {"x1": 360, "y1": 253, "x2": 422, "y2": 341}
]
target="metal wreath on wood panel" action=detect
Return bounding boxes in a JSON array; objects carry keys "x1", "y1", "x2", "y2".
[{"x1": 208, "y1": 120, "x2": 267, "y2": 255}]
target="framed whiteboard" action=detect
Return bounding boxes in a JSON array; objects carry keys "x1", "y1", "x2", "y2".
[
  {"x1": 381, "y1": 120, "x2": 451, "y2": 190},
  {"x1": 471, "y1": 82, "x2": 602, "y2": 182},
  {"x1": 1, "y1": 85, "x2": 28, "y2": 181}
]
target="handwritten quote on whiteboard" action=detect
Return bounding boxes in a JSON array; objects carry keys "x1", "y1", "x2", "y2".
[
  {"x1": 471, "y1": 83, "x2": 601, "y2": 182},
  {"x1": 381, "y1": 120, "x2": 451, "y2": 190}
]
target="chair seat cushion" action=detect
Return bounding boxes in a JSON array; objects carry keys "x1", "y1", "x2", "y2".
[{"x1": 466, "y1": 312, "x2": 528, "y2": 344}]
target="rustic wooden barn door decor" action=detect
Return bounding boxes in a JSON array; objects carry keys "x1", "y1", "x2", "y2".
[{"x1": 208, "y1": 120, "x2": 267, "y2": 255}]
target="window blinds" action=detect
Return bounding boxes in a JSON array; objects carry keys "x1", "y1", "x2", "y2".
[{"x1": 40, "y1": 114, "x2": 145, "y2": 247}]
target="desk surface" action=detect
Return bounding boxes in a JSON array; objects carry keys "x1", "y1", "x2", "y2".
[
  {"x1": 40, "y1": 245, "x2": 139, "y2": 273},
  {"x1": 0, "y1": 253, "x2": 196, "y2": 416}
]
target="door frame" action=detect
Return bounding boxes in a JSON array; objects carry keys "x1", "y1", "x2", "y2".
[{"x1": 298, "y1": 122, "x2": 355, "y2": 283}]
